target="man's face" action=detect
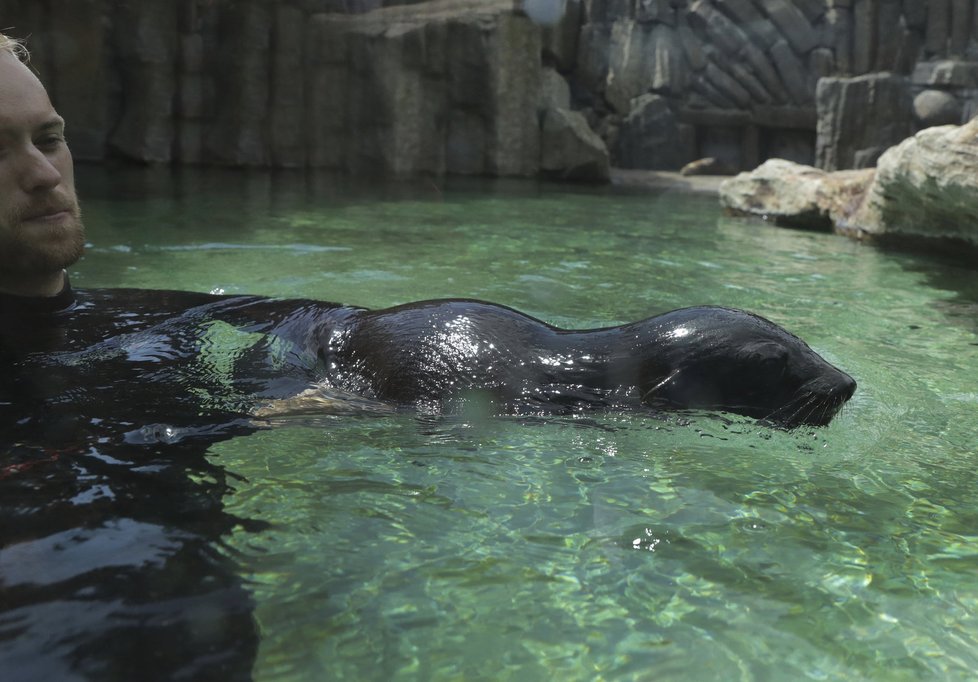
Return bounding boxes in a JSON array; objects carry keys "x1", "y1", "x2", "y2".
[{"x1": 0, "y1": 52, "x2": 84, "y2": 282}]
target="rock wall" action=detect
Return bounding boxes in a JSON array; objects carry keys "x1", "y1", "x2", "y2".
[
  {"x1": 577, "y1": 0, "x2": 978, "y2": 172},
  {"x1": 1, "y1": 0, "x2": 977, "y2": 176}
]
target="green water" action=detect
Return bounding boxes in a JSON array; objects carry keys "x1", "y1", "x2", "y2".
[{"x1": 75, "y1": 168, "x2": 978, "y2": 681}]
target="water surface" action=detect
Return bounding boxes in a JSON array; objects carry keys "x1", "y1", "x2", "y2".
[{"x1": 22, "y1": 168, "x2": 978, "y2": 679}]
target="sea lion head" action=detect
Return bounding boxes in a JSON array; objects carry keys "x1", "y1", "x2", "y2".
[{"x1": 639, "y1": 307, "x2": 856, "y2": 427}]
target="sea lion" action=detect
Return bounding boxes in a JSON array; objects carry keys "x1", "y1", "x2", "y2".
[{"x1": 262, "y1": 300, "x2": 856, "y2": 428}]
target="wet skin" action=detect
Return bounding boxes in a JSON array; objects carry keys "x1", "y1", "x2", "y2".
[{"x1": 313, "y1": 300, "x2": 857, "y2": 428}]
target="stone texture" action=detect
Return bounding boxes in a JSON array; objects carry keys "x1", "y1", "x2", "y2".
[
  {"x1": 687, "y1": 2, "x2": 789, "y2": 103},
  {"x1": 912, "y1": 59, "x2": 978, "y2": 87},
  {"x1": 770, "y1": 39, "x2": 813, "y2": 104},
  {"x1": 874, "y1": 0, "x2": 903, "y2": 71},
  {"x1": 809, "y1": 47, "x2": 836, "y2": 83},
  {"x1": 891, "y1": 16, "x2": 923, "y2": 74},
  {"x1": 581, "y1": 0, "x2": 631, "y2": 24},
  {"x1": 487, "y1": 13, "x2": 542, "y2": 176},
  {"x1": 110, "y1": 0, "x2": 179, "y2": 163},
  {"x1": 794, "y1": 0, "x2": 828, "y2": 24},
  {"x1": 850, "y1": 117, "x2": 978, "y2": 243},
  {"x1": 614, "y1": 94, "x2": 692, "y2": 169},
  {"x1": 688, "y1": 1, "x2": 753, "y2": 58},
  {"x1": 693, "y1": 75, "x2": 739, "y2": 108},
  {"x1": 903, "y1": 0, "x2": 928, "y2": 29},
  {"x1": 305, "y1": 18, "x2": 348, "y2": 169},
  {"x1": 350, "y1": 21, "x2": 448, "y2": 176},
  {"x1": 708, "y1": 0, "x2": 780, "y2": 49},
  {"x1": 605, "y1": 19, "x2": 647, "y2": 113},
  {"x1": 542, "y1": 66, "x2": 572, "y2": 109},
  {"x1": 446, "y1": 110, "x2": 488, "y2": 175},
  {"x1": 704, "y1": 60, "x2": 753, "y2": 108},
  {"x1": 756, "y1": 0, "x2": 819, "y2": 55},
  {"x1": 605, "y1": 21, "x2": 688, "y2": 113},
  {"x1": 826, "y1": 4, "x2": 852, "y2": 74},
  {"x1": 730, "y1": 62, "x2": 774, "y2": 104},
  {"x1": 5, "y1": 0, "x2": 978, "y2": 183},
  {"x1": 677, "y1": 16, "x2": 707, "y2": 72},
  {"x1": 719, "y1": 158, "x2": 876, "y2": 230},
  {"x1": 744, "y1": 41, "x2": 792, "y2": 104},
  {"x1": 269, "y1": 5, "x2": 307, "y2": 167},
  {"x1": 924, "y1": 0, "x2": 951, "y2": 58},
  {"x1": 540, "y1": 107, "x2": 611, "y2": 181},
  {"x1": 815, "y1": 73, "x2": 914, "y2": 170},
  {"x1": 204, "y1": 0, "x2": 271, "y2": 166},
  {"x1": 575, "y1": 22, "x2": 612, "y2": 96},
  {"x1": 48, "y1": 0, "x2": 110, "y2": 161},
  {"x1": 636, "y1": 0, "x2": 676, "y2": 25},
  {"x1": 852, "y1": 0, "x2": 878, "y2": 74},
  {"x1": 949, "y1": 0, "x2": 973, "y2": 56},
  {"x1": 299, "y1": 4, "x2": 542, "y2": 178}
]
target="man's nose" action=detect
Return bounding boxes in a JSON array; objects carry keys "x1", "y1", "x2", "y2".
[{"x1": 19, "y1": 145, "x2": 62, "y2": 193}]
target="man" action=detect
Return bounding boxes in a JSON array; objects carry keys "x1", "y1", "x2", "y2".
[
  {"x1": 1, "y1": 34, "x2": 262, "y2": 681},
  {"x1": 0, "y1": 33, "x2": 85, "y2": 301}
]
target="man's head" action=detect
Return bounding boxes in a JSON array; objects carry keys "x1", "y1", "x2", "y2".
[{"x1": 0, "y1": 33, "x2": 84, "y2": 296}]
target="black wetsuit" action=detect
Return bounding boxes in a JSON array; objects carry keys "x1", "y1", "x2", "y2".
[{"x1": 1, "y1": 283, "x2": 268, "y2": 682}]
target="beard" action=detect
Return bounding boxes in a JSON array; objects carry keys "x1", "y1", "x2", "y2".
[{"x1": 0, "y1": 197, "x2": 86, "y2": 277}]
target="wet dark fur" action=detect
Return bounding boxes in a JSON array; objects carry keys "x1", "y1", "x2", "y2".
[{"x1": 311, "y1": 301, "x2": 856, "y2": 428}]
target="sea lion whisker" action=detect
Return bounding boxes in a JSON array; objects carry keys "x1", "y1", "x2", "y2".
[
  {"x1": 641, "y1": 368, "x2": 683, "y2": 401},
  {"x1": 763, "y1": 390, "x2": 818, "y2": 426},
  {"x1": 801, "y1": 395, "x2": 822, "y2": 417}
]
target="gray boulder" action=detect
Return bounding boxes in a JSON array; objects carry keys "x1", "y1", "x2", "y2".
[
  {"x1": 541, "y1": 66, "x2": 572, "y2": 110},
  {"x1": 605, "y1": 20, "x2": 687, "y2": 114},
  {"x1": 850, "y1": 117, "x2": 978, "y2": 244},
  {"x1": 719, "y1": 159, "x2": 875, "y2": 231},
  {"x1": 913, "y1": 89, "x2": 963, "y2": 128},
  {"x1": 815, "y1": 73, "x2": 914, "y2": 170},
  {"x1": 540, "y1": 107, "x2": 610, "y2": 181},
  {"x1": 304, "y1": 3, "x2": 541, "y2": 177},
  {"x1": 722, "y1": 118, "x2": 978, "y2": 248},
  {"x1": 614, "y1": 94, "x2": 691, "y2": 169}
]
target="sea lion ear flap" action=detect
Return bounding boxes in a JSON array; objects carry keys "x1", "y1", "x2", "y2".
[{"x1": 738, "y1": 339, "x2": 788, "y2": 364}]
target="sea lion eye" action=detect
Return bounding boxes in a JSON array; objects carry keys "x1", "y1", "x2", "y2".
[
  {"x1": 744, "y1": 343, "x2": 788, "y2": 377},
  {"x1": 760, "y1": 353, "x2": 787, "y2": 377}
]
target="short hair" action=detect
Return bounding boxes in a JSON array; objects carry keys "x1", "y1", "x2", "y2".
[{"x1": 0, "y1": 32, "x2": 29, "y2": 62}]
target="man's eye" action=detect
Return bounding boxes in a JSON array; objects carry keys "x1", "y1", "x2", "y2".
[{"x1": 36, "y1": 135, "x2": 64, "y2": 148}]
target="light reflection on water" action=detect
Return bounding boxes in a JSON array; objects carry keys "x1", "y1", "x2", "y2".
[{"x1": 77, "y1": 168, "x2": 978, "y2": 681}]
